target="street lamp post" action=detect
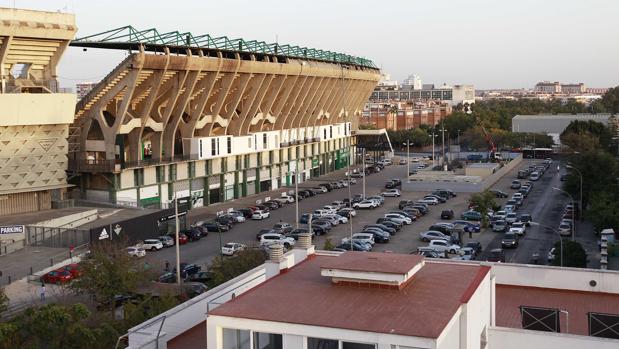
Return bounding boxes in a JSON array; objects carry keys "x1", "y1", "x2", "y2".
[
  {"x1": 294, "y1": 168, "x2": 299, "y2": 229},
  {"x1": 362, "y1": 148, "x2": 366, "y2": 199},
  {"x1": 566, "y1": 164, "x2": 583, "y2": 220},
  {"x1": 553, "y1": 187, "x2": 575, "y2": 240},
  {"x1": 404, "y1": 140, "x2": 413, "y2": 183},
  {"x1": 530, "y1": 222, "x2": 563, "y2": 267},
  {"x1": 431, "y1": 131, "x2": 436, "y2": 167},
  {"x1": 173, "y1": 196, "x2": 181, "y2": 287}
]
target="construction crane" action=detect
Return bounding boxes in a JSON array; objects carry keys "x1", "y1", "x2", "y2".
[{"x1": 464, "y1": 103, "x2": 501, "y2": 162}]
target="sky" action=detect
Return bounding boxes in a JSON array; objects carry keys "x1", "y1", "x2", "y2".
[{"x1": 2, "y1": 0, "x2": 619, "y2": 90}]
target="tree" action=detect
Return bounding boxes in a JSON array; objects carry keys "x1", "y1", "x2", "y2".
[
  {"x1": 551, "y1": 240, "x2": 587, "y2": 268},
  {"x1": 70, "y1": 239, "x2": 151, "y2": 314},
  {"x1": 599, "y1": 86, "x2": 619, "y2": 114},
  {"x1": 587, "y1": 191, "x2": 619, "y2": 234},
  {"x1": 563, "y1": 151, "x2": 619, "y2": 210},
  {"x1": 560, "y1": 120, "x2": 614, "y2": 153},
  {"x1": 468, "y1": 190, "x2": 497, "y2": 227},
  {"x1": 208, "y1": 249, "x2": 266, "y2": 287},
  {"x1": 322, "y1": 238, "x2": 335, "y2": 251},
  {"x1": 0, "y1": 287, "x2": 7, "y2": 315}
]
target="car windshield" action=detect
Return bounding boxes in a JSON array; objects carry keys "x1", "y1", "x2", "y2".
[
  {"x1": 504, "y1": 234, "x2": 516, "y2": 239},
  {"x1": 223, "y1": 243, "x2": 234, "y2": 248}
]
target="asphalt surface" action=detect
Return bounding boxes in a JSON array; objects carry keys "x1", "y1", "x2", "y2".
[{"x1": 143, "y1": 158, "x2": 599, "y2": 273}]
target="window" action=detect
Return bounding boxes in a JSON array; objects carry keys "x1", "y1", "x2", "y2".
[
  {"x1": 342, "y1": 342, "x2": 375, "y2": 349},
  {"x1": 323, "y1": 129, "x2": 327, "y2": 139},
  {"x1": 307, "y1": 338, "x2": 338, "y2": 349},
  {"x1": 227, "y1": 137, "x2": 232, "y2": 154},
  {"x1": 211, "y1": 139, "x2": 217, "y2": 156},
  {"x1": 253, "y1": 332, "x2": 282, "y2": 349},
  {"x1": 222, "y1": 328, "x2": 250, "y2": 349},
  {"x1": 199, "y1": 139, "x2": 203, "y2": 158},
  {"x1": 248, "y1": 137, "x2": 252, "y2": 149},
  {"x1": 329, "y1": 126, "x2": 333, "y2": 138},
  {"x1": 263, "y1": 134, "x2": 268, "y2": 148},
  {"x1": 169, "y1": 164, "x2": 177, "y2": 181}
]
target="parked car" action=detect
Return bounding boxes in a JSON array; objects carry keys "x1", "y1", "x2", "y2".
[
  {"x1": 126, "y1": 246, "x2": 146, "y2": 258},
  {"x1": 41, "y1": 269, "x2": 73, "y2": 284},
  {"x1": 453, "y1": 247, "x2": 476, "y2": 260},
  {"x1": 487, "y1": 248, "x2": 506, "y2": 262},
  {"x1": 460, "y1": 210, "x2": 482, "y2": 221},
  {"x1": 381, "y1": 189, "x2": 401, "y2": 197},
  {"x1": 363, "y1": 224, "x2": 396, "y2": 235},
  {"x1": 464, "y1": 241, "x2": 482, "y2": 256},
  {"x1": 344, "y1": 233, "x2": 375, "y2": 246},
  {"x1": 384, "y1": 213, "x2": 412, "y2": 225},
  {"x1": 429, "y1": 223, "x2": 454, "y2": 235},
  {"x1": 201, "y1": 221, "x2": 229, "y2": 233},
  {"x1": 272, "y1": 222, "x2": 294, "y2": 235},
  {"x1": 510, "y1": 222, "x2": 526, "y2": 235},
  {"x1": 361, "y1": 229, "x2": 391, "y2": 243},
  {"x1": 167, "y1": 232, "x2": 188, "y2": 245},
  {"x1": 336, "y1": 240, "x2": 371, "y2": 251},
  {"x1": 452, "y1": 220, "x2": 481, "y2": 233},
  {"x1": 286, "y1": 228, "x2": 315, "y2": 240},
  {"x1": 501, "y1": 232, "x2": 519, "y2": 248},
  {"x1": 376, "y1": 219, "x2": 402, "y2": 230},
  {"x1": 256, "y1": 228, "x2": 277, "y2": 240},
  {"x1": 252, "y1": 210, "x2": 270, "y2": 220},
  {"x1": 419, "y1": 230, "x2": 450, "y2": 242},
  {"x1": 221, "y1": 242, "x2": 246, "y2": 256},
  {"x1": 183, "y1": 228, "x2": 202, "y2": 241},
  {"x1": 440, "y1": 210, "x2": 454, "y2": 219},
  {"x1": 505, "y1": 212, "x2": 518, "y2": 225},
  {"x1": 510, "y1": 180, "x2": 521, "y2": 189},
  {"x1": 490, "y1": 189, "x2": 509, "y2": 198},
  {"x1": 174, "y1": 263, "x2": 201, "y2": 278},
  {"x1": 558, "y1": 222, "x2": 571, "y2": 236},
  {"x1": 311, "y1": 220, "x2": 332, "y2": 234},
  {"x1": 158, "y1": 235, "x2": 175, "y2": 247},
  {"x1": 427, "y1": 239, "x2": 461, "y2": 254},
  {"x1": 337, "y1": 208, "x2": 357, "y2": 217},
  {"x1": 260, "y1": 233, "x2": 295, "y2": 248},
  {"x1": 353, "y1": 200, "x2": 378, "y2": 209},
  {"x1": 492, "y1": 220, "x2": 508, "y2": 232},
  {"x1": 142, "y1": 239, "x2": 164, "y2": 251},
  {"x1": 416, "y1": 250, "x2": 446, "y2": 258},
  {"x1": 399, "y1": 200, "x2": 415, "y2": 209},
  {"x1": 417, "y1": 197, "x2": 438, "y2": 205},
  {"x1": 547, "y1": 247, "x2": 557, "y2": 263}
]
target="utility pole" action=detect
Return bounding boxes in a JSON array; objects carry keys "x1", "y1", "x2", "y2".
[
  {"x1": 362, "y1": 148, "x2": 366, "y2": 199},
  {"x1": 174, "y1": 196, "x2": 181, "y2": 287},
  {"x1": 441, "y1": 121, "x2": 446, "y2": 171},
  {"x1": 432, "y1": 131, "x2": 436, "y2": 167},
  {"x1": 406, "y1": 140, "x2": 410, "y2": 183}
]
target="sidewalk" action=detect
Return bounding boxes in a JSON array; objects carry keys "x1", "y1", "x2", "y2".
[{"x1": 0, "y1": 245, "x2": 80, "y2": 286}]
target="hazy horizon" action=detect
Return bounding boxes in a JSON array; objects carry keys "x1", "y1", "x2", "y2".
[{"x1": 3, "y1": 0, "x2": 618, "y2": 90}]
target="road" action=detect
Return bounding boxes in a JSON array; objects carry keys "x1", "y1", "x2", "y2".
[{"x1": 143, "y1": 157, "x2": 599, "y2": 273}]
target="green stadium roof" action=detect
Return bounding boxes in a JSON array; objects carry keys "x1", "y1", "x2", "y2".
[{"x1": 70, "y1": 25, "x2": 378, "y2": 69}]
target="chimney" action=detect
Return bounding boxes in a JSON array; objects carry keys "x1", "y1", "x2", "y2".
[
  {"x1": 293, "y1": 232, "x2": 315, "y2": 264},
  {"x1": 265, "y1": 243, "x2": 288, "y2": 279}
]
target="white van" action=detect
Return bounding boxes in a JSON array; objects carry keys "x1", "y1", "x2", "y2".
[
  {"x1": 313, "y1": 209, "x2": 330, "y2": 217},
  {"x1": 530, "y1": 171, "x2": 540, "y2": 181}
]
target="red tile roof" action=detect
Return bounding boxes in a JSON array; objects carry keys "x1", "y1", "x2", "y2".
[
  {"x1": 496, "y1": 284, "x2": 619, "y2": 335},
  {"x1": 167, "y1": 321, "x2": 206, "y2": 349},
  {"x1": 210, "y1": 253, "x2": 490, "y2": 338},
  {"x1": 320, "y1": 251, "x2": 423, "y2": 274}
]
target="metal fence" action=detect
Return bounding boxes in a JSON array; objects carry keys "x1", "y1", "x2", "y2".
[{"x1": 26, "y1": 225, "x2": 91, "y2": 248}]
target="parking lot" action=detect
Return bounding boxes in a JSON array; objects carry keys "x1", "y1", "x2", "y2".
[{"x1": 140, "y1": 156, "x2": 600, "y2": 273}]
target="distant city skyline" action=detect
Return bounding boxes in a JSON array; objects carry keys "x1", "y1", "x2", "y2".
[{"x1": 2, "y1": 0, "x2": 618, "y2": 89}]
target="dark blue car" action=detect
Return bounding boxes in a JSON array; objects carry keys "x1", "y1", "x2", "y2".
[{"x1": 453, "y1": 220, "x2": 481, "y2": 233}]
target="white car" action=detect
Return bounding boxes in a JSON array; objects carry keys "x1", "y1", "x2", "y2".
[
  {"x1": 260, "y1": 233, "x2": 295, "y2": 248},
  {"x1": 313, "y1": 209, "x2": 331, "y2": 217},
  {"x1": 353, "y1": 200, "x2": 378, "y2": 209},
  {"x1": 510, "y1": 222, "x2": 526, "y2": 236},
  {"x1": 339, "y1": 208, "x2": 357, "y2": 217},
  {"x1": 384, "y1": 213, "x2": 412, "y2": 225},
  {"x1": 279, "y1": 194, "x2": 295, "y2": 203},
  {"x1": 427, "y1": 239, "x2": 461, "y2": 254},
  {"x1": 505, "y1": 212, "x2": 518, "y2": 224},
  {"x1": 419, "y1": 230, "x2": 451, "y2": 242},
  {"x1": 322, "y1": 205, "x2": 339, "y2": 213},
  {"x1": 418, "y1": 164, "x2": 427, "y2": 169},
  {"x1": 494, "y1": 211, "x2": 507, "y2": 220},
  {"x1": 252, "y1": 210, "x2": 270, "y2": 220},
  {"x1": 417, "y1": 198, "x2": 438, "y2": 205},
  {"x1": 141, "y1": 239, "x2": 163, "y2": 251},
  {"x1": 508, "y1": 227, "x2": 524, "y2": 236},
  {"x1": 558, "y1": 222, "x2": 571, "y2": 236},
  {"x1": 504, "y1": 205, "x2": 515, "y2": 213},
  {"x1": 326, "y1": 214, "x2": 348, "y2": 224},
  {"x1": 227, "y1": 212, "x2": 247, "y2": 223},
  {"x1": 313, "y1": 186, "x2": 328, "y2": 193},
  {"x1": 381, "y1": 189, "x2": 401, "y2": 197},
  {"x1": 221, "y1": 242, "x2": 246, "y2": 256},
  {"x1": 158, "y1": 235, "x2": 175, "y2": 247},
  {"x1": 331, "y1": 201, "x2": 346, "y2": 209},
  {"x1": 126, "y1": 246, "x2": 146, "y2": 258},
  {"x1": 343, "y1": 233, "x2": 375, "y2": 246},
  {"x1": 367, "y1": 196, "x2": 385, "y2": 205},
  {"x1": 411, "y1": 156, "x2": 421, "y2": 162},
  {"x1": 548, "y1": 247, "x2": 556, "y2": 262}
]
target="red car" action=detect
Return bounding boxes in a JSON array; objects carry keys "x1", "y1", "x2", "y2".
[
  {"x1": 58, "y1": 263, "x2": 81, "y2": 278},
  {"x1": 168, "y1": 232, "x2": 188, "y2": 245},
  {"x1": 41, "y1": 270, "x2": 73, "y2": 284}
]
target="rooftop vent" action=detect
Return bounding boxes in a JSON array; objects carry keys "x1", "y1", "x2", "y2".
[{"x1": 320, "y1": 252, "x2": 425, "y2": 290}]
